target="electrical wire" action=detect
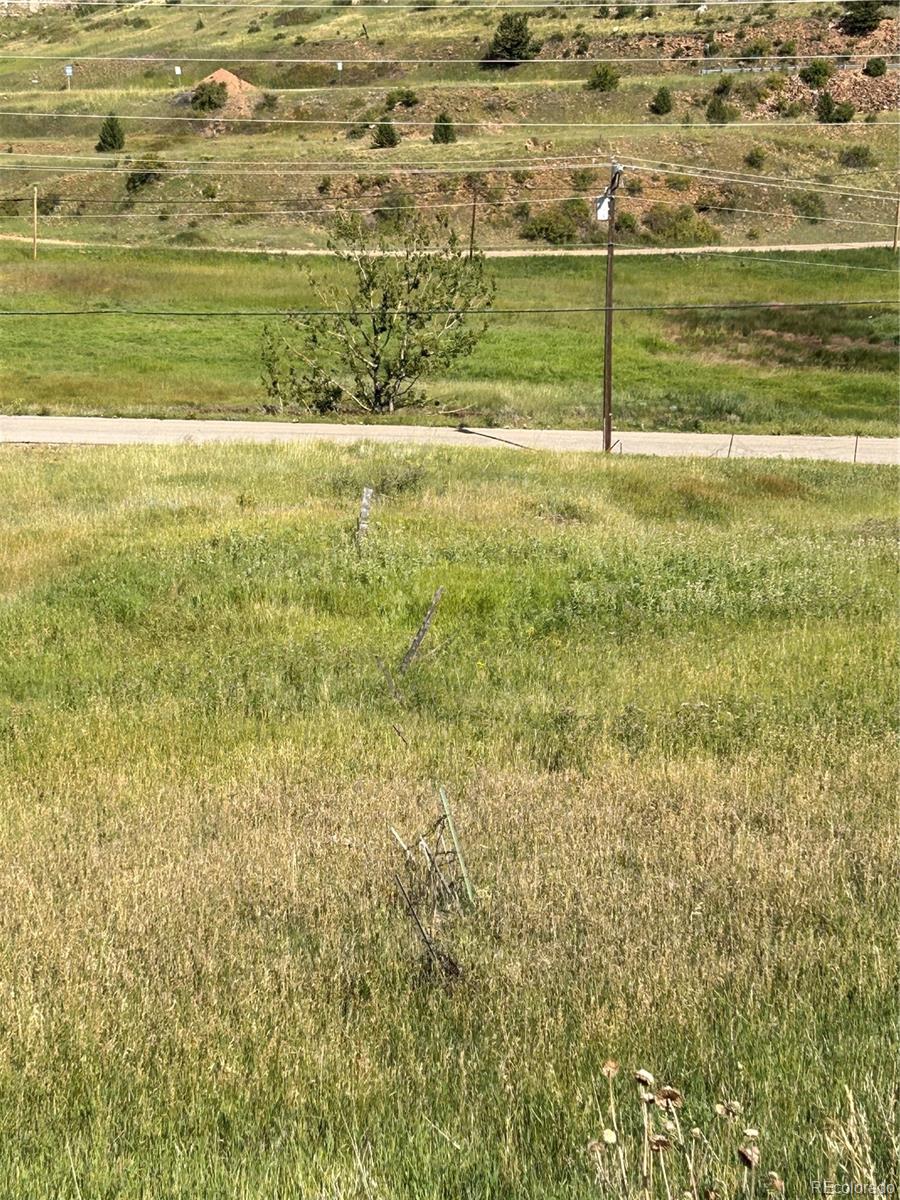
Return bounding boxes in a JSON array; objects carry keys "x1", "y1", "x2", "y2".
[
  {"x1": 3, "y1": 52, "x2": 896, "y2": 65},
  {"x1": 4, "y1": 197, "x2": 894, "y2": 228},
  {"x1": 622, "y1": 155, "x2": 900, "y2": 199},
  {"x1": 2, "y1": 108, "x2": 897, "y2": 129},
  {"x1": 1, "y1": 300, "x2": 895, "y2": 317}
]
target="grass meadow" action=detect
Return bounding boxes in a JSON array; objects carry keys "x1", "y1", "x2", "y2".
[
  {"x1": 0, "y1": 441, "x2": 897, "y2": 1197},
  {"x1": 1, "y1": 244, "x2": 897, "y2": 435}
]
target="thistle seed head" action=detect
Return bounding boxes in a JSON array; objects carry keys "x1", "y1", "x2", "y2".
[{"x1": 739, "y1": 1144, "x2": 761, "y2": 1169}]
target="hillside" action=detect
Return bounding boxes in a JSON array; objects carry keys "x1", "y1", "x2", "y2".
[{"x1": 0, "y1": 0, "x2": 897, "y2": 250}]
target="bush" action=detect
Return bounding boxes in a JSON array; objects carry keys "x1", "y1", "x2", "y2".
[
  {"x1": 703, "y1": 39, "x2": 722, "y2": 57},
  {"x1": 839, "y1": 144, "x2": 878, "y2": 168},
  {"x1": 649, "y1": 86, "x2": 672, "y2": 115},
  {"x1": 571, "y1": 168, "x2": 597, "y2": 190},
  {"x1": 125, "y1": 159, "x2": 164, "y2": 192},
  {"x1": 483, "y1": 14, "x2": 540, "y2": 65},
  {"x1": 585, "y1": 63, "x2": 620, "y2": 92},
  {"x1": 95, "y1": 113, "x2": 124, "y2": 153},
  {"x1": 36, "y1": 192, "x2": 61, "y2": 216},
  {"x1": 375, "y1": 187, "x2": 414, "y2": 226},
  {"x1": 640, "y1": 202, "x2": 721, "y2": 245},
  {"x1": 777, "y1": 40, "x2": 797, "y2": 57},
  {"x1": 744, "y1": 145, "x2": 766, "y2": 169},
  {"x1": 385, "y1": 87, "x2": 418, "y2": 110},
  {"x1": 521, "y1": 205, "x2": 579, "y2": 245},
  {"x1": 511, "y1": 201, "x2": 531, "y2": 219},
  {"x1": 191, "y1": 81, "x2": 228, "y2": 112},
  {"x1": 706, "y1": 93, "x2": 737, "y2": 124},
  {"x1": 741, "y1": 38, "x2": 770, "y2": 60},
  {"x1": 838, "y1": 0, "x2": 883, "y2": 36},
  {"x1": 372, "y1": 120, "x2": 400, "y2": 148},
  {"x1": 799, "y1": 59, "x2": 835, "y2": 87},
  {"x1": 816, "y1": 92, "x2": 854, "y2": 123},
  {"x1": 863, "y1": 57, "x2": 886, "y2": 77},
  {"x1": 666, "y1": 174, "x2": 691, "y2": 192},
  {"x1": 432, "y1": 111, "x2": 456, "y2": 144},
  {"x1": 789, "y1": 191, "x2": 827, "y2": 222},
  {"x1": 615, "y1": 211, "x2": 639, "y2": 235},
  {"x1": 624, "y1": 177, "x2": 643, "y2": 196}
]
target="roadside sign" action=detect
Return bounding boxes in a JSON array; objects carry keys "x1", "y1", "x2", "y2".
[
  {"x1": 594, "y1": 195, "x2": 610, "y2": 221},
  {"x1": 174, "y1": 65, "x2": 182, "y2": 77},
  {"x1": 64, "y1": 65, "x2": 74, "y2": 77}
]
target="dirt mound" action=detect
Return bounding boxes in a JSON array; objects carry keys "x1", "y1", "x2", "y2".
[{"x1": 176, "y1": 69, "x2": 261, "y2": 121}]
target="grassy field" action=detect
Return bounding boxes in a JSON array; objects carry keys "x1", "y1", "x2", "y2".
[
  {"x1": 2, "y1": 243, "x2": 897, "y2": 435},
  {"x1": 0, "y1": 441, "x2": 897, "y2": 1197}
]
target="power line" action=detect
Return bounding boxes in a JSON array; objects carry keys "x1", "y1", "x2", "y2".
[
  {"x1": 622, "y1": 161, "x2": 900, "y2": 201},
  {"x1": 10, "y1": 150, "x2": 898, "y2": 201},
  {"x1": 1, "y1": 109, "x2": 897, "y2": 130},
  {"x1": 691, "y1": 252, "x2": 899, "y2": 274},
  {"x1": 6, "y1": 197, "x2": 895, "y2": 228},
  {"x1": 3, "y1": 162, "x2": 896, "y2": 208},
  {"x1": 1, "y1": 300, "x2": 895, "y2": 318},
  {"x1": 3, "y1": 51, "x2": 896, "y2": 65}
]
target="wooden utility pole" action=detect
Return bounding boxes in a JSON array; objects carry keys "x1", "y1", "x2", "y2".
[
  {"x1": 893, "y1": 198, "x2": 899, "y2": 254},
  {"x1": 601, "y1": 161, "x2": 623, "y2": 452},
  {"x1": 32, "y1": 185, "x2": 38, "y2": 261}
]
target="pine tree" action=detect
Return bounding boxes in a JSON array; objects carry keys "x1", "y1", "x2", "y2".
[
  {"x1": 95, "y1": 114, "x2": 125, "y2": 153},
  {"x1": 585, "y1": 64, "x2": 620, "y2": 92},
  {"x1": 372, "y1": 120, "x2": 400, "y2": 149},
  {"x1": 838, "y1": 0, "x2": 883, "y2": 35},
  {"x1": 432, "y1": 111, "x2": 457, "y2": 144},
  {"x1": 648, "y1": 86, "x2": 672, "y2": 115},
  {"x1": 483, "y1": 14, "x2": 540, "y2": 65}
]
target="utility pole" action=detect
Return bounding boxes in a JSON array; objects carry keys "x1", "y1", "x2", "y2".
[
  {"x1": 32, "y1": 185, "x2": 38, "y2": 261},
  {"x1": 893, "y1": 197, "x2": 899, "y2": 254},
  {"x1": 600, "y1": 161, "x2": 623, "y2": 452},
  {"x1": 468, "y1": 180, "x2": 479, "y2": 261}
]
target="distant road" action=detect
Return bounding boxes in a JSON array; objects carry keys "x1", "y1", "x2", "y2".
[
  {"x1": 0, "y1": 233, "x2": 893, "y2": 258},
  {"x1": 2, "y1": 415, "x2": 897, "y2": 464}
]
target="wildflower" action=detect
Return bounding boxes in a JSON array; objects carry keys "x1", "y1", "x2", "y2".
[
  {"x1": 602, "y1": 1128, "x2": 617, "y2": 1146},
  {"x1": 743, "y1": 1127, "x2": 759, "y2": 1140},
  {"x1": 634, "y1": 1068, "x2": 655, "y2": 1087},
  {"x1": 767, "y1": 1172, "x2": 785, "y2": 1193},
  {"x1": 657, "y1": 1085, "x2": 684, "y2": 1109},
  {"x1": 649, "y1": 1133, "x2": 671, "y2": 1152},
  {"x1": 602, "y1": 1060, "x2": 620, "y2": 1079}
]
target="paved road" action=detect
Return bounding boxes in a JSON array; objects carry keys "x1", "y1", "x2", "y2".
[
  {"x1": 2, "y1": 415, "x2": 897, "y2": 464},
  {"x1": 0, "y1": 232, "x2": 893, "y2": 258}
]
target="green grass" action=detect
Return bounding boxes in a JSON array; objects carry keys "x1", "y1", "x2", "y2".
[
  {"x1": 0, "y1": 442, "x2": 897, "y2": 1197},
  {"x1": 1, "y1": 244, "x2": 896, "y2": 435}
]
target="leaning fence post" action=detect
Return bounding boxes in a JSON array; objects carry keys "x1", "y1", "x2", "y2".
[
  {"x1": 356, "y1": 486, "x2": 374, "y2": 543},
  {"x1": 399, "y1": 587, "x2": 444, "y2": 676}
]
